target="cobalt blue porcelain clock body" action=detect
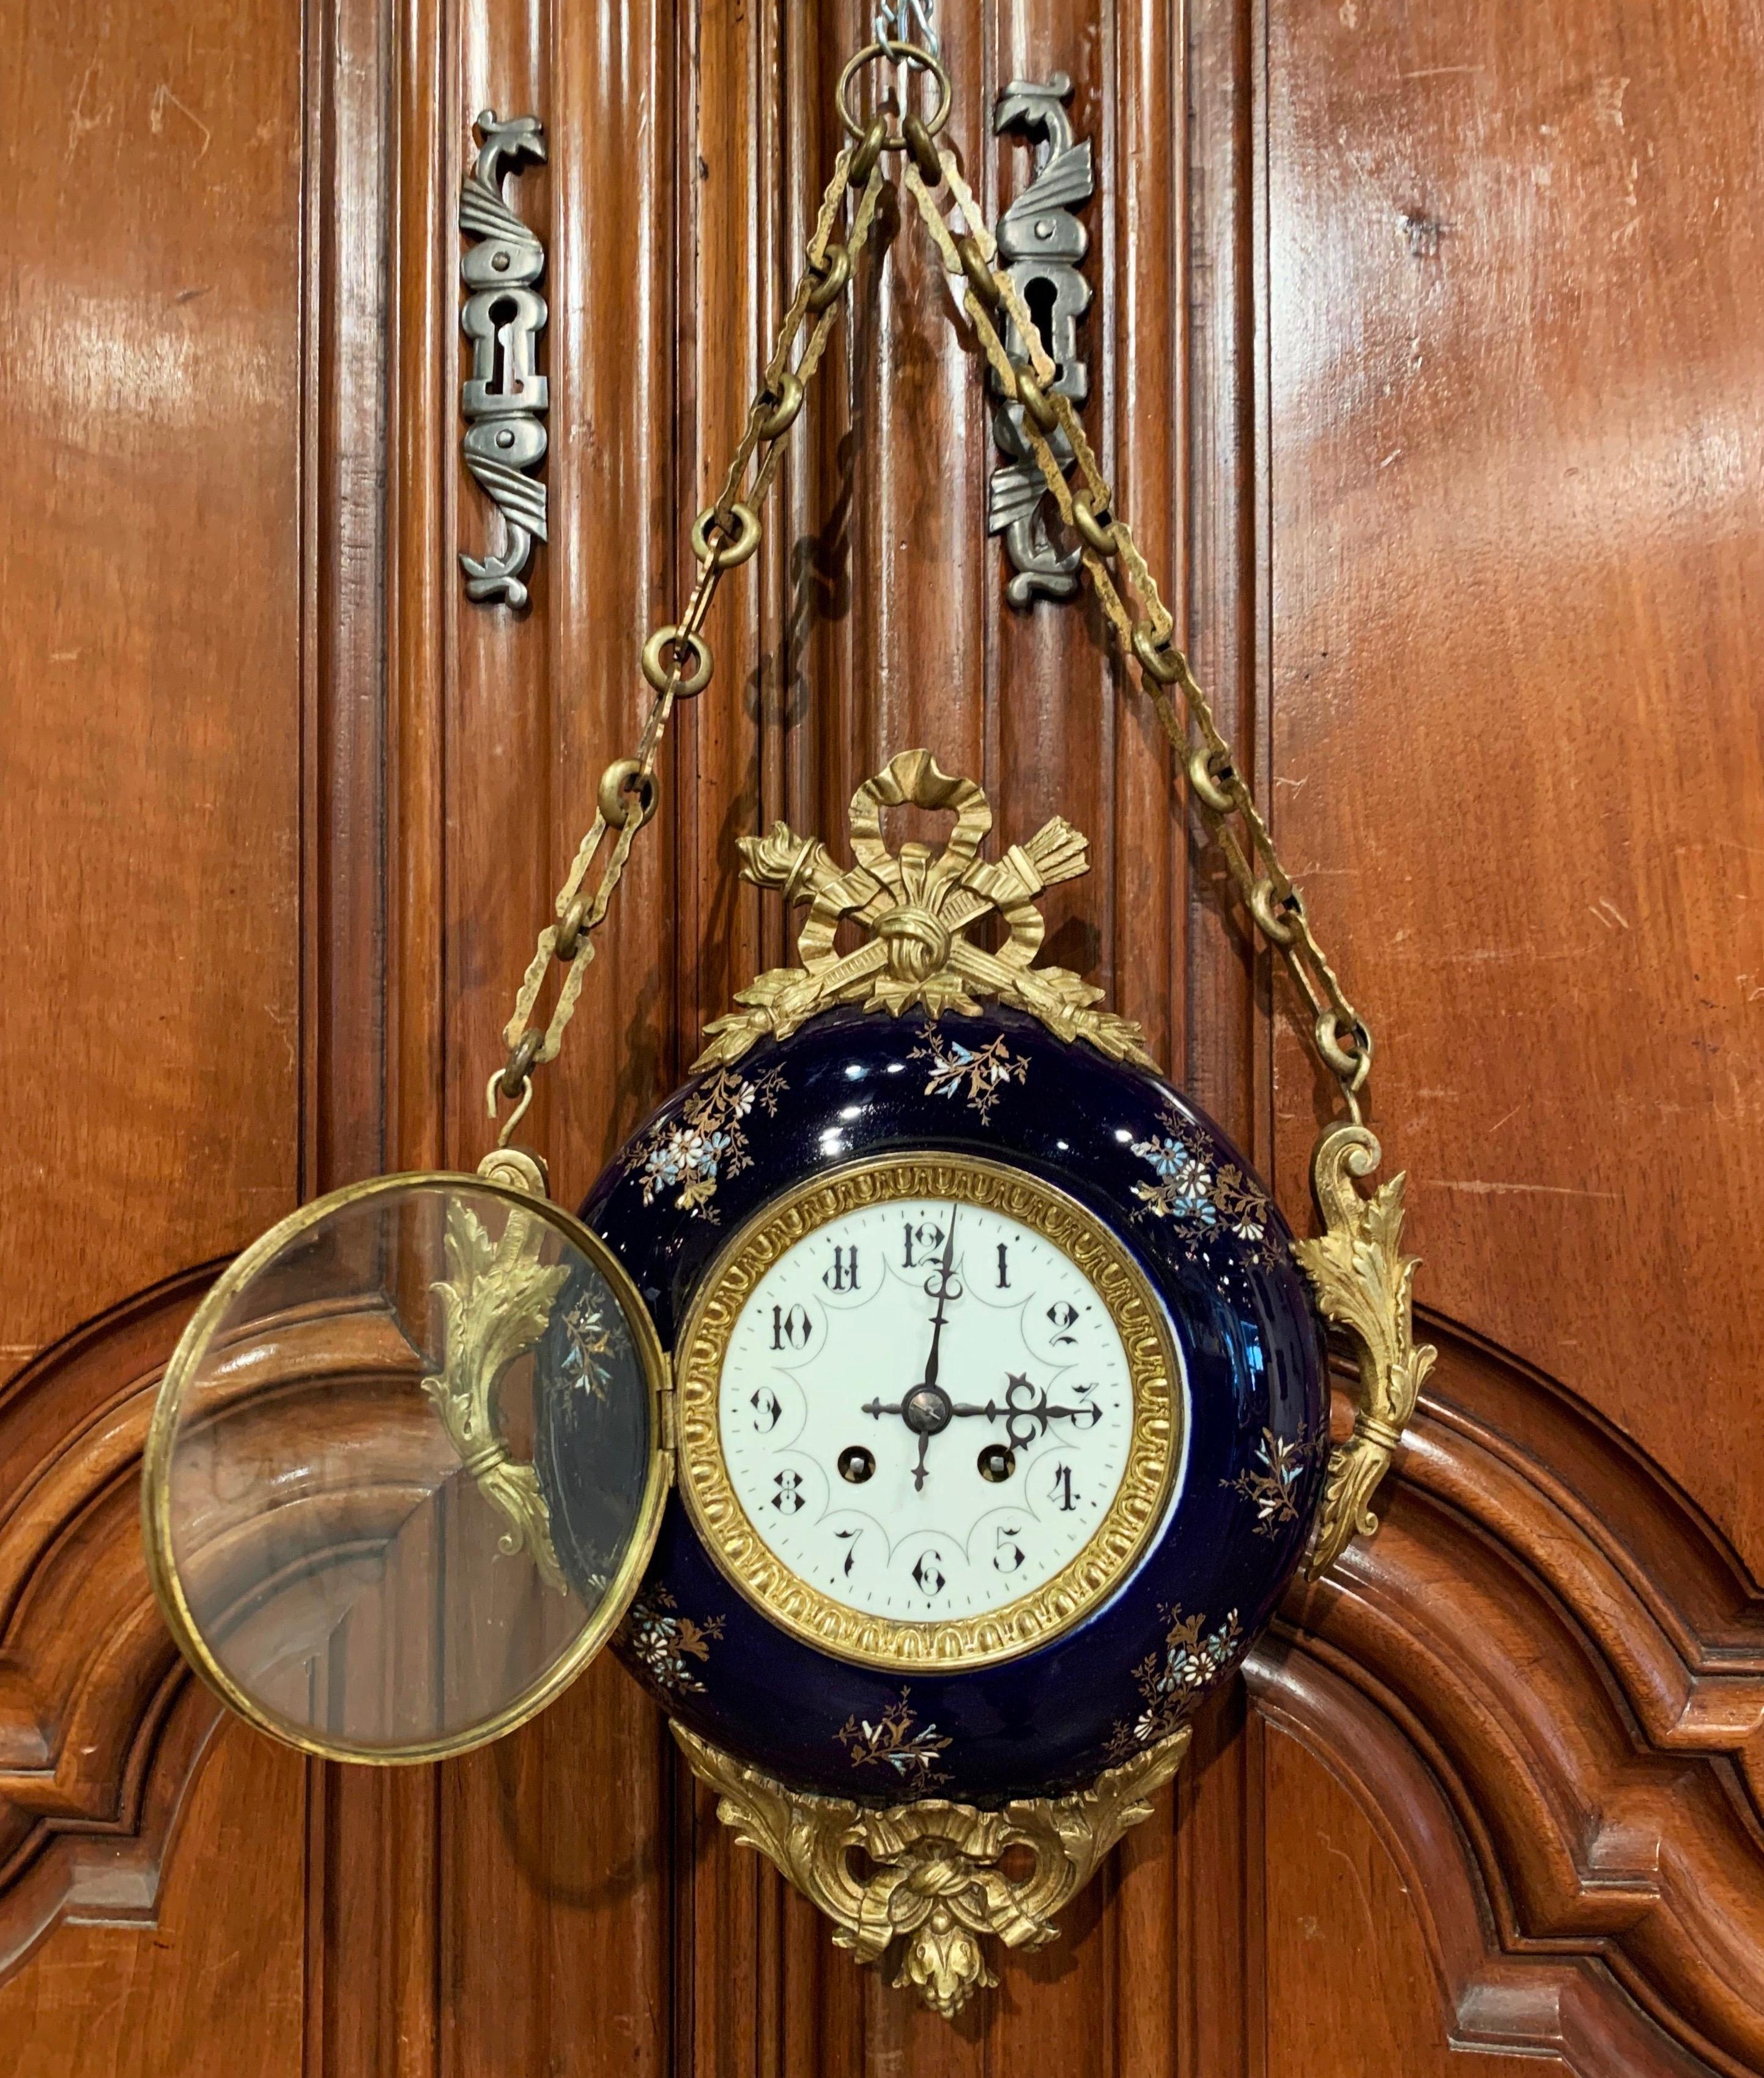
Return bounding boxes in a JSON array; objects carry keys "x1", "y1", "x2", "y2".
[
  {"x1": 541, "y1": 755, "x2": 1329, "y2": 1809},
  {"x1": 560, "y1": 1003, "x2": 1324, "y2": 1806}
]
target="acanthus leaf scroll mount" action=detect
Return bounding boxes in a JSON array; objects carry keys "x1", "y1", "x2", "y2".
[{"x1": 459, "y1": 109, "x2": 549, "y2": 611}]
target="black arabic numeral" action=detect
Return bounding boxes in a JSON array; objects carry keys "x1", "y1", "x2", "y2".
[
  {"x1": 912, "y1": 1550, "x2": 947, "y2": 1597},
  {"x1": 750, "y1": 1386, "x2": 782, "y2": 1433},
  {"x1": 993, "y1": 1526, "x2": 1026, "y2": 1574},
  {"x1": 771, "y1": 1470, "x2": 806, "y2": 1515},
  {"x1": 836, "y1": 1527, "x2": 863, "y2": 1579},
  {"x1": 771, "y1": 1303, "x2": 813, "y2": 1353},
  {"x1": 823, "y1": 1244, "x2": 860, "y2": 1294},
  {"x1": 996, "y1": 1242, "x2": 1010, "y2": 1290},
  {"x1": 1047, "y1": 1301, "x2": 1079, "y2": 1346},
  {"x1": 903, "y1": 1220, "x2": 945, "y2": 1271},
  {"x1": 1051, "y1": 1464, "x2": 1077, "y2": 1513}
]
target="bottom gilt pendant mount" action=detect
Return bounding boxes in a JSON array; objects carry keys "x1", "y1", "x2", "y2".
[{"x1": 673, "y1": 1720, "x2": 1193, "y2": 2018}]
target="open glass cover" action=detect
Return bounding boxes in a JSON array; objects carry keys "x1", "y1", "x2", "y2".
[{"x1": 143, "y1": 1174, "x2": 666, "y2": 1762}]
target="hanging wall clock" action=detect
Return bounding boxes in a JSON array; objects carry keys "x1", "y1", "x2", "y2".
[{"x1": 142, "y1": 24, "x2": 1432, "y2": 2020}]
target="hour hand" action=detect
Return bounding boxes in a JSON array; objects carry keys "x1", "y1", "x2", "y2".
[{"x1": 859, "y1": 1402, "x2": 935, "y2": 1491}]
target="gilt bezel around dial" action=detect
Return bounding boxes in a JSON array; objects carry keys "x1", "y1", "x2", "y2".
[{"x1": 672, "y1": 1151, "x2": 1185, "y2": 1670}]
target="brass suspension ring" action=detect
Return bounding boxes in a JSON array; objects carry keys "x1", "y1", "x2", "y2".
[
  {"x1": 757, "y1": 371, "x2": 805, "y2": 440},
  {"x1": 642, "y1": 624, "x2": 714, "y2": 697},
  {"x1": 1249, "y1": 879, "x2": 1301, "y2": 948},
  {"x1": 1072, "y1": 493, "x2": 1119, "y2": 558},
  {"x1": 836, "y1": 40, "x2": 952, "y2": 151},
  {"x1": 598, "y1": 757, "x2": 660, "y2": 831},
  {"x1": 498, "y1": 1031, "x2": 543, "y2": 1100},
  {"x1": 1317, "y1": 1011, "x2": 1374, "y2": 1094},
  {"x1": 691, "y1": 501, "x2": 762, "y2": 571}
]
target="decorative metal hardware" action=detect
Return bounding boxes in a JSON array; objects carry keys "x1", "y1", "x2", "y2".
[
  {"x1": 1295, "y1": 1124, "x2": 1437, "y2": 1579},
  {"x1": 988, "y1": 77, "x2": 1094, "y2": 607},
  {"x1": 674, "y1": 1720, "x2": 1191, "y2": 2019},
  {"x1": 459, "y1": 111, "x2": 548, "y2": 611},
  {"x1": 423, "y1": 1191, "x2": 571, "y2": 1591},
  {"x1": 874, "y1": 0, "x2": 939, "y2": 56},
  {"x1": 694, "y1": 749, "x2": 1153, "y2": 1073}
]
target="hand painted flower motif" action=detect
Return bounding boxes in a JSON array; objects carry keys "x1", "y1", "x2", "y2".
[
  {"x1": 1224, "y1": 1424, "x2": 1322, "y2": 1534},
  {"x1": 1132, "y1": 1133, "x2": 1218, "y2": 1223},
  {"x1": 837, "y1": 1688, "x2": 952, "y2": 1789},
  {"x1": 1107, "y1": 1605, "x2": 1243, "y2": 1760},
  {"x1": 1131, "y1": 1108, "x2": 1278, "y2": 1263},
  {"x1": 626, "y1": 1065, "x2": 788, "y2": 1218},
  {"x1": 560, "y1": 1295, "x2": 615, "y2": 1400},
  {"x1": 910, "y1": 1031, "x2": 1029, "y2": 1121},
  {"x1": 1212, "y1": 1165, "x2": 1271, "y2": 1247},
  {"x1": 623, "y1": 1587, "x2": 726, "y2": 1696}
]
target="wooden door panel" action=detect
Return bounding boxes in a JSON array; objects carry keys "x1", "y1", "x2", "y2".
[
  {"x1": 2, "y1": 0, "x2": 1761, "y2": 2071},
  {"x1": 1262, "y1": 1722, "x2": 1577, "y2": 2078},
  {"x1": 0, "y1": 1721, "x2": 305, "y2": 2078},
  {"x1": 1260, "y1": 0, "x2": 1764, "y2": 2066},
  {"x1": 0, "y1": 0, "x2": 305, "y2": 1369},
  {"x1": 1266, "y1": 0, "x2": 1764, "y2": 1561}
]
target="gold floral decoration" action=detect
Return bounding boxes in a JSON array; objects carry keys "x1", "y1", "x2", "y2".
[
  {"x1": 693, "y1": 751, "x2": 1154, "y2": 1071},
  {"x1": 559, "y1": 1294, "x2": 614, "y2": 1399},
  {"x1": 1106, "y1": 1604, "x2": 1243, "y2": 1762},
  {"x1": 621, "y1": 1587, "x2": 726, "y2": 1696},
  {"x1": 424, "y1": 1200, "x2": 570, "y2": 1593},
  {"x1": 1224, "y1": 1423, "x2": 1325, "y2": 1536},
  {"x1": 836, "y1": 1687, "x2": 954, "y2": 1791},
  {"x1": 911, "y1": 1030, "x2": 1030, "y2": 1119},
  {"x1": 1294, "y1": 1122, "x2": 1437, "y2": 1579},
  {"x1": 1130, "y1": 1108, "x2": 1278, "y2": 1262},
  {"x1": 673, "y1": 1720, "x2": 1191, "y2": 2020}
]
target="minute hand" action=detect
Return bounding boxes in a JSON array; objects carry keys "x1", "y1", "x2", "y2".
[
  {"x1": 951, "y1": 1373, "x2": 1102, "y2": 1450},
  {"x1": 917, "y1": 1208, "x2": 962, "y2": 1391}
]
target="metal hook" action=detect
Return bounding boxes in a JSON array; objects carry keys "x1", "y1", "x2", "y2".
[
  {"x1": 486, "y1": 1066, "x2": 536, "y2": 1149},
  {"x1": 874, "y1": 0, "x2": 939, "y2": 58}
]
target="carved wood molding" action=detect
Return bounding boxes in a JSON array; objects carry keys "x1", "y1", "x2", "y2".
[
  {"x1": 5, "y1": 1277, "x2": 1763, "y2": 2076},
  {"x1": 1273, "y1": 1316, "x2": 1764, "y2": 2077},
  {"x1": 0, "y1": 1269, "x2": 225, "y2": 1978},
  {"x1": 1249, "y1": 1641, "x2": 1716, "y2": 2077}
]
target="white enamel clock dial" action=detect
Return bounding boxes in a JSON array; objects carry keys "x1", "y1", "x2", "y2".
[
  {"x1": 721, "y1": 1193, "x2": 1134, "y2": 1622},
  {"x1": 675, "y1": 1156, "x2": 1184, "y2": 1666}
]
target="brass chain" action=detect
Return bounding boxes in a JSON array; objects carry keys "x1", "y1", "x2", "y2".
[
  {"x1": 897, "y1": 136, "x2": 1374, "y2": 1118},
  {"x1": 490, "y1": 125, "x2": 894, "y2": 1140},
  {"x1": 491, "y1": 41, "x2": 1373, "y2": 1144}
]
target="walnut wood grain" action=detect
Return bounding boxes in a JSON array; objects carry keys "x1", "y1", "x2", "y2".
[
  {"x1": 431, "y1": 4, "x2": 683, "y2": 2076},
  {"x1": 0, "y1": 0, "x2": 305, "y2": 1365},
  {"x1": 1254, "y1": 1666, "x2": 1700, "y2": 2078},
  {"x1": 0, "y1": 1712, "x2": 305, "y2": 2078},
  {"x1": 0, "y1": 1275, "x2": 218, "y2": 1979},
  {"x1": 1265, "y1": 0, "x2": 1764, "y2": 1576}
]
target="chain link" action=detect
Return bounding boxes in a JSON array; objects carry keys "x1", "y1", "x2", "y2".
[
  {"x1": 899, "y1": 148, "x2": 1374, "y2": 1117},
  {"x1": 875, "y1": 0, "x2": 939, "y2": 56},
  {"x1": 492, "y1": 39, "x2": 1373, "y2": 1140},
  {"x1": 491, "y1": 141, "x2": 891, "y2": 1131}
]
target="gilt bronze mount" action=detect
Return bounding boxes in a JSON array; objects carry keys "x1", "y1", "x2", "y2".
[{"x1": 673, "y1": 1721, "x2": 1191, "y2": 2017}]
